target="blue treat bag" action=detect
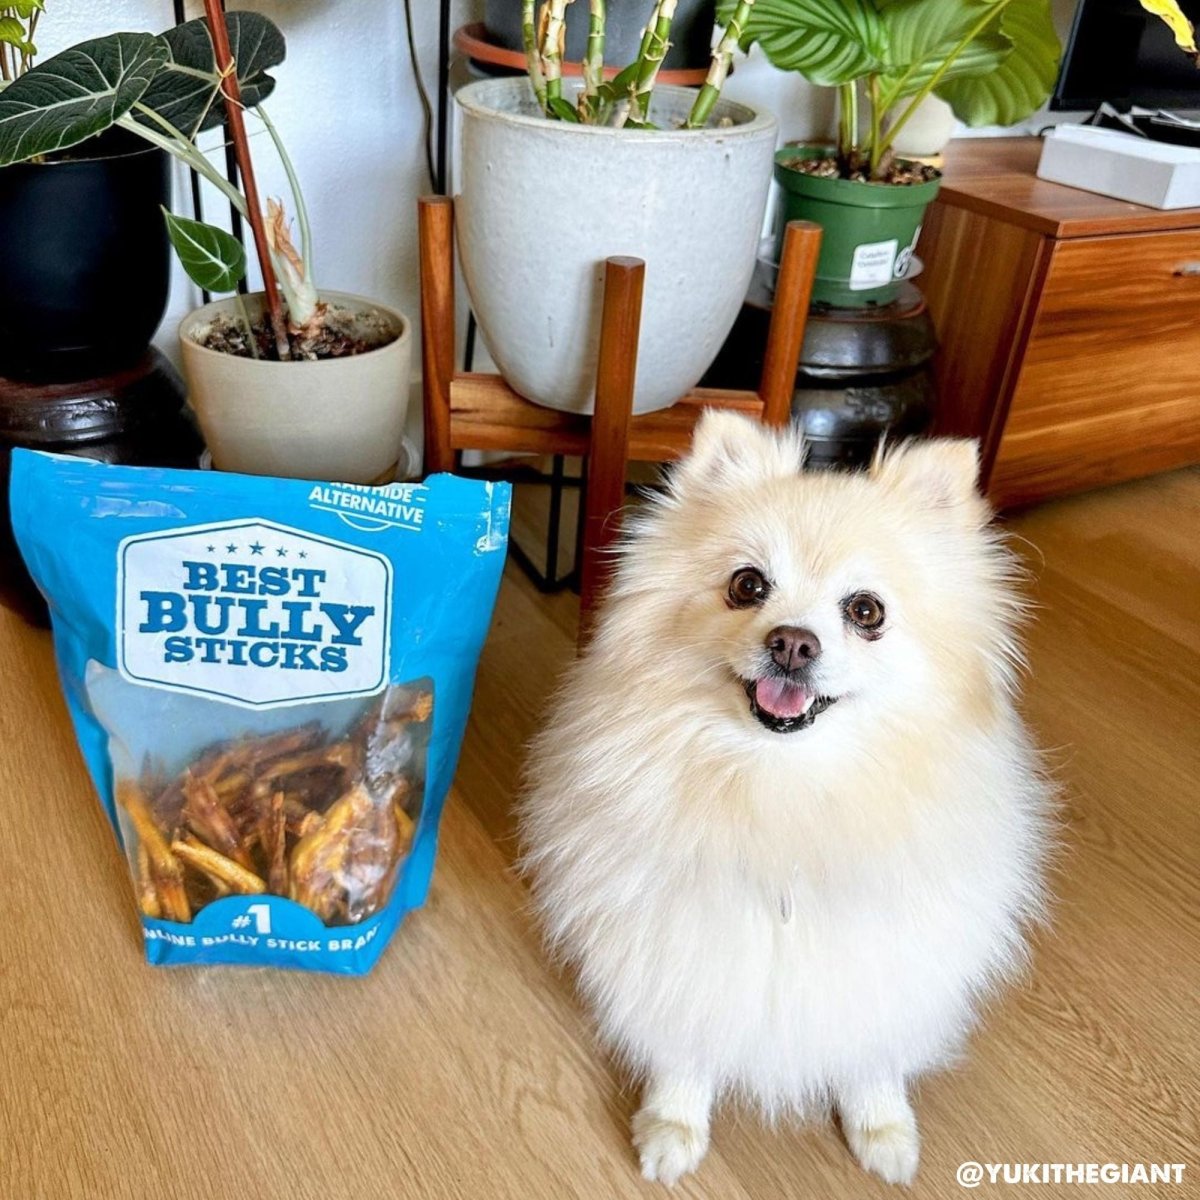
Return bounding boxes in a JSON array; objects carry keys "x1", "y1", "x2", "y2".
[{"x1": 9, "y1": 450, "x2": 510, "y2": 973}]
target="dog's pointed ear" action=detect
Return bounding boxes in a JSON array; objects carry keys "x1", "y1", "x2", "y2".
[
  {"x1": 671, "y1": 411, "x2": 803, "y2": 496},
  {"x1": 871, "y1": 439, "x2": 986, "y2": 518}
]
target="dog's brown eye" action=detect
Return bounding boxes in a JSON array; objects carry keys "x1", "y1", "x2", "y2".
[
  {"x1": 728, "y1": 568, "x2": 770, "y2": 608},
  {"x1": 845, "y1": 592, "x2": 885, "y2": 630}
]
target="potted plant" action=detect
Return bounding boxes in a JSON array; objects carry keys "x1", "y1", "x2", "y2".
[
  {"x1": 0, "y1": 8, "x2": 412, "y2": 485},
  {"x1": 456, "y1": 1, "x2": 775, "y2": 415},
  {"x1": 0, "y1": 3, "x2": 172, "y2": 376},
  {"x1": 729, "y1": 0, "x2": 1063, "y2": 306}
]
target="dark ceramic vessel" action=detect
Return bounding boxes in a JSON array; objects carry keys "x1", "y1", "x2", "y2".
[{"x1": 0, "y1": 128, "x2": 171, "y2": 378}]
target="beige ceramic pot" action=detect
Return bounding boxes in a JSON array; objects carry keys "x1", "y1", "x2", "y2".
[{"x1": 179, "y1": 290, "x2": 411, "y2": 484}]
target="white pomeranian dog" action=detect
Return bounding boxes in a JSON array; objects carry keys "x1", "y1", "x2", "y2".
[{"x1": 520, "y1": 412, "x2": 1053, "y2": 1188}]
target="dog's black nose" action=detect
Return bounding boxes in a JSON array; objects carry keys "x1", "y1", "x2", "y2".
[{"x1": 766, "y1": 625, "x2": 821, "y2": 671}]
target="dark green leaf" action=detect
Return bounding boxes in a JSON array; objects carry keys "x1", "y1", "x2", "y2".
[
  {"x1": 718, "y1": 0, "x2": 887, "y2": 85},
  {"x1": 162, "y1": 208, "x2": 247, "y2": 292},
  {"x1": 0, "y1": 33, "x2": 168, "y2": 166},
  {"x1": 936, "y1": 0, "x2": 1061, "y2": 125},
  {"x1": 137, "y1": 12, "x2": 285, "y2": 138},
  {"x1": 547, "y1": 96, "x2": 581, "y2": 121}
]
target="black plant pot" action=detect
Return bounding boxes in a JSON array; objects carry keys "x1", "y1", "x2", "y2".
[
  {"x1": 0, "y1": 127, "x2": 171, "y2": 379},
  {"x1": 484, "y1": 0, "x2": 716, "y2": 70}
]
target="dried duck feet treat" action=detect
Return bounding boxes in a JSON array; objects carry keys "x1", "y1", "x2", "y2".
[{"x1": 11, "y1": 452, "x2": 509, "y2": 972}]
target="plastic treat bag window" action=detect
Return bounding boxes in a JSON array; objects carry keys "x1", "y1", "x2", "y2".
[{"x1": 10, "y1": 451, "x2": 510, "y2": 973}]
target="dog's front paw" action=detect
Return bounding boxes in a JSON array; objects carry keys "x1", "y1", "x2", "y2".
[
  {"x1": 632, "y1": 1108, "x2": 710, "y2": 1186},
  {"x1": 844, "y1": 1111, "x2": 920, "y2": 1186},
  {"x1": 838, "y1": 1082, "x2": 920, "y2": 1186}
]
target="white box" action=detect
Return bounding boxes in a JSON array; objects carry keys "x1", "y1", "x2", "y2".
[{"x1": 1037, "y1": 124, "x2": 1200, "y2": 210}]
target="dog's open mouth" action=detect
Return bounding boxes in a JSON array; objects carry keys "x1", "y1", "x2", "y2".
[{"x1": 743, "y1": 676, "x2": 838, "y2": 734}]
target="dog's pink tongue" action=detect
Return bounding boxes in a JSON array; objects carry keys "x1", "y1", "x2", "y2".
[{"x1": 754, "y1": 677, "x2": 811, "y2": 719}]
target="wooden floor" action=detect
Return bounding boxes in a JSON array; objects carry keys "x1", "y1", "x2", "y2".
[{"x1": 454, "y1": 466, "x2": 1200, "y2": 1196}]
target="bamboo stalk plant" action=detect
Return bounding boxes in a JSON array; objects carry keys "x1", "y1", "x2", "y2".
[{"x1": 521, "y1": 0, "x2": 757, "y2": 129}]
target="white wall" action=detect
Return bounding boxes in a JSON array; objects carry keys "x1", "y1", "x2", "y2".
[{"x1": 34, "y1": 0, "x2": 483, "y2": 367}]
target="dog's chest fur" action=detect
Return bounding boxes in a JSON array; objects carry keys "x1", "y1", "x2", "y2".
[{"x1": 528, "y1": 717, "x2": 1045, "y2": 1111}]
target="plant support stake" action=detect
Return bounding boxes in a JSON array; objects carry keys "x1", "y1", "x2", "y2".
[{"x1": 201, "y1": 0, "x2": 291, "y2": 360}]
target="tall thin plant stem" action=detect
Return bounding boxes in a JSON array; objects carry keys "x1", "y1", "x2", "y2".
[
  {"x1": 868, "y1": 75, "x2": 882, "y2": 174},
  {"x1": 124, "y1": 105, "x2": 248, "y2": 216},
  {"x1": 256, "y1": 105, "x2": 311, "y2": 269},
  {"x1": 201, "y1": 0, "x2": 291, "y2": 361},
  {"x1": 22, "y1": 5, "x2": 37, "y2": 73},
  {"x1": 686, "y1": 0, "x2": 756, "y2": 128},
  {"x1": 540, "y1": 0, "x2": 570, "y2": 108},
  {"x1": 581, "y1": 0, "x2": 606, "y2": 119},
  {"x1": 521, "y1": 0, "x2": 546, "y2": 108},
  {"x1": 838, "y1": 81, "x2": 859, "y2": 168},
  {"x1": 630, "y1": 0, "x2": 676, "y2": 124}
]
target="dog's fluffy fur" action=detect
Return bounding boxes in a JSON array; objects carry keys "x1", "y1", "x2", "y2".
[{"x1": 520, "y1": 413, "x2": 1053, "y2": 1187}]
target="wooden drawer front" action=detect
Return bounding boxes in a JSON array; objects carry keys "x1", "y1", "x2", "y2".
[{"x1": 993, "y1": 230, "x2": 1200, "y2": 506}]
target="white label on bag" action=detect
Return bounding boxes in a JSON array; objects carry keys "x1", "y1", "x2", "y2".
[
  {"x1": 117, "y1": 519, "x2": 392, "y2": 708},
  {"x1": 848, "y1": 238, "x2": 899, "y2": 290}
]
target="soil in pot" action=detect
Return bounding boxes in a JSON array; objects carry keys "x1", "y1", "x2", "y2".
[
  {"x1": 199, "y1": 304, "x2": 398, "y2": 361},
  {"x1": 779, "y1": 153, "x2": 941, "y2": 187}
]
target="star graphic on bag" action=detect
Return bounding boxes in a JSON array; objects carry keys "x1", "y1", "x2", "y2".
[
  {"x1": 226, "y1": 543, "x2": 237, "y2": 553},
  {"x1": 249, "y1": 542, "x2": 265, "y2": 555},
  {"x1": 276, "y1": 547, "x2": 288, "y2": 557}
]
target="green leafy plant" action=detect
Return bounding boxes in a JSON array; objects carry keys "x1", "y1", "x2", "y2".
[
  {"x1": 522, "y1": 0, "x2": 758, "y2": 129},
  {"x1": 0, "y1": 0, "x2": 41, "y2": 80},
  {"x1": 0, "y1": 12, "x2": 321, "y2": 357},
  {"x1": 725, "y1": 0, "x2": 1063, "y2": 180}
]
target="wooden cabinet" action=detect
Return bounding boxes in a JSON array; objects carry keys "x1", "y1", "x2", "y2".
[{"x1": 917, "y1": 138, "x2": 1200, "y2": 508}]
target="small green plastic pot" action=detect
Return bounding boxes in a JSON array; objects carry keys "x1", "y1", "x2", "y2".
[{"x1": 774, "y1": 147, "x2": 941, "y2": 308}]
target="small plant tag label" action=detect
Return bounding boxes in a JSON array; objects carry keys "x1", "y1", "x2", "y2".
[
  {"x1": 117, "y1": 519, "x2": 392, "y2": 708},
  {"x1": 894, "y1": 225, "x2": 923, "y2": 280},
  {"x1": 849, "y1": 238, "x2": 899, "y2": 290}
]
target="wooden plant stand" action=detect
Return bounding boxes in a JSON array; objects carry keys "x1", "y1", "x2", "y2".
[{"x1": 417, "y1": 196, "x2": 821, "y2": 638}]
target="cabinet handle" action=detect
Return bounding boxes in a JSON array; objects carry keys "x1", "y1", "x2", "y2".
[{"x1": 1172, "y1": 261, "x2": 1200, "y2": 276}]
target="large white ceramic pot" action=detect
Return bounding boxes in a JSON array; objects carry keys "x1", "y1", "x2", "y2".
[
  {"x1": 456, "y1": 78, "x2": 778, "y2": 415},
  {"x1": 180, "y1": 291, "x2": 411, "y2": 484}
]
